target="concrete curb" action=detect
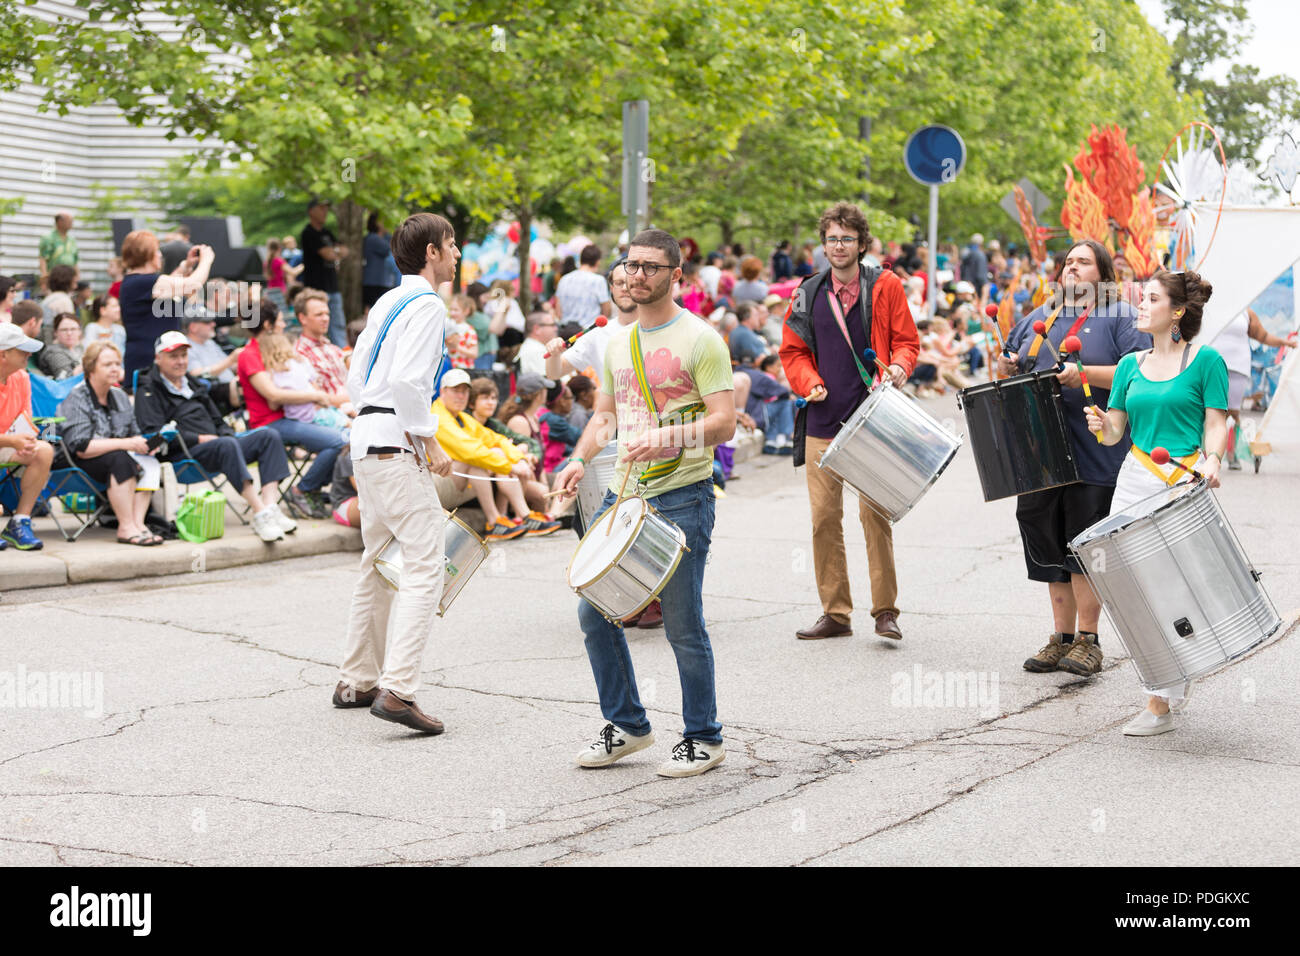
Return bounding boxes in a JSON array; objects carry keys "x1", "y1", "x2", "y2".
[{"x1": 0, "y1": 520, "x2": 362, "y2": 591}]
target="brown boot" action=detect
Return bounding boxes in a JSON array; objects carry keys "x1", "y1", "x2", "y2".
[
  {"x1": 635, "y1": 600, "x2": 663, "y2": 629},
  {"x1": 369, "y1": 689, "x2": 445, "y2": 734},
  {"x1": 796, "y1": 615, "x2": 852, "y2": 640},
  {"x1": 1023, "y1": 633, "x2": 1073, "y2": 672},
  {"x1": 332, "y1": 681, "x2": 380, "y2": 708},
  {"x1": 874, "y1": 611, "x2": 903, "y2": 640}
]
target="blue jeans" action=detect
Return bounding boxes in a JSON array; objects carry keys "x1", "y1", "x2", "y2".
[
  {"x1": 578, "y1": 478, "x2": 721, "y2": 744},
  {"x1": 268, "y1": 417, "x2": 348, "y2": 493},
  {"x1": 473, "y1": 353, "x2": 496, "y2": 370},
  {"x1": 763, "y1": 398, "x2": 794, "y2": 440},
  {"x1": 327, "y1": 291, "x2": 347, "y2": 348}
]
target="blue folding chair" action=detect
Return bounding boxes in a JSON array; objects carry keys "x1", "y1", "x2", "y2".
[{"x1": 1, "y1": 371, "x2": 77, "y2": 522}]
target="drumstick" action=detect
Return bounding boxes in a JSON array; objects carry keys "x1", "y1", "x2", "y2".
[
  {"x1": 544, "y1": 315, "x2": 608, "y2": 358},
  {"x1": 1149, "y1": 446, "x2": 1206, "y2": 481},
  {"x1": 1031, "y1": 319, "x2": 1067, "y2": 372},
  {"x1": 605, "y1": 461, "x2": 635, "y2": 536},
  {"x1": 861, "y1": 348, "x2": 895, "y2": 382},
  {"x1": 1061, "y1": 334, "x2": 1103, "y2": 443}
]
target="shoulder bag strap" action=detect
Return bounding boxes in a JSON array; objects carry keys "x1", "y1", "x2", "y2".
[{"x1": 629, "y1": 319, "x2": 707, "y2": 487}]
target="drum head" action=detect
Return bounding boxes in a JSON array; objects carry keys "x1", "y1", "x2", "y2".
[
  {"x1": 569, "y1": 497, "x2": 648, "y2": 588},
  {"x1": 1076, "y1": 479, "x2": 1202, "y2": 545}
]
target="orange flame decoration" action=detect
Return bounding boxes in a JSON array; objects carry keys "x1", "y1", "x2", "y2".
[
  {"x1": 1061, "y1": 164, "x2": 1110, "y2": 246},
  {"x1": 1073, "y1": 124, "x2": 1146, "y2": 227},
  {"x1": 1013, "y1": 185, "x2": 1047, "y2": 264},
  {"x1": 1123, "y1": 188, "x2": 1160, "y2": 279}
]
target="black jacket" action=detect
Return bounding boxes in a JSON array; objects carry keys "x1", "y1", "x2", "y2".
[
  {"x1": 134, "y1": 364, "x2": 233, "y2": 456},
  {"x1": 781, "y1": 266, "x2": 879, "y2": 467}
]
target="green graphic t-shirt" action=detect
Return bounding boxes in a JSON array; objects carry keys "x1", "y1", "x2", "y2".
[
  {"x1": 1109, "y1": 345, "x2": 1229, "y2": 458},
  {"x1": 601, "y1": 310, "x2": 734, "y2": 495}
]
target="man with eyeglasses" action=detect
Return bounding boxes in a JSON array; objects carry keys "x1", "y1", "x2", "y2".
[
  {"x1": 517, "y1": 312, "x2": 558, "y2": 378},
  {"x1": 780, "y1": 201, "x2": 920, "y2": 642},
  {"x1": 554, "y1": 229, "x2": 736, "y2": 778}
]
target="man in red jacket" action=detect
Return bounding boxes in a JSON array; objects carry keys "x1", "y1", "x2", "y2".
[{"x1": 779, "y1": 202, "x2": 919, "y2": 641}]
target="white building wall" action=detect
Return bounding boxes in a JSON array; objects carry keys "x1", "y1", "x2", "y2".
[{"x1": 0, "y1": 0, "x2": 227, "y2": 289}]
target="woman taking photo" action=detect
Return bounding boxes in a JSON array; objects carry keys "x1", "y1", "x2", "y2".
[
  {"x1": 1085, "y1": 269, "x2": 1228, "y2": 737},
  {"x1": 57, "y1": 341, "x2": 165, "y2": 545},
  {"x1": 118, "y1": 229, "x2": 215, "y2": 388}
]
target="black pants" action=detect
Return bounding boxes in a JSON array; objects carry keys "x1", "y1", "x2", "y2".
[{"x1": 187, "y1": 430, "x2": 290, "y2": 491}]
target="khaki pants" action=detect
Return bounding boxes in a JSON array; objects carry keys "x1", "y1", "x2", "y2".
[
  {"x1": 804, "y1": 435, "x2": 899, "y2": 624},
  {"x1": 339, "y1": 455, "x2": 446, "y2": 701}
]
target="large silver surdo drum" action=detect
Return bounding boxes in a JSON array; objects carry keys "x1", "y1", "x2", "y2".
[
  {"x1": 1070, "y1": 479, "x2": 1280, "y2": 694},
  {"x1": 576, "y1": 444, "x2": 619, "y2": 530},
  {"x1": 818, "y1": 382, "x2": 962, "y2": 522},
  {"x1": 373, "y1": 511, "x2": 491, "y2": 617},
  {"x1": 567, "y1": 496, "x2": 687, "y2": 623}
]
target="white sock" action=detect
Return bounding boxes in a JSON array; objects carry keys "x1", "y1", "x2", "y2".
[{"x1": 13, "y1": 514, "x2": 30, "y2": 522}]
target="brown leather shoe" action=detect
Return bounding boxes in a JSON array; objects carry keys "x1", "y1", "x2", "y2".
[
  {"x1": 332, "y1": 681, "x2": 380, "y2": 708},
  {"x1": 622, "y1": 608, "x2": 645, "y2": 626},
  {"x1": 796, "y1": 615, "x2": 852, "y2": 640},
  {"x1": 368, "y1": 689, "x2": 445, "y2": 734},
  {"x1": 874, "y1": 611, "x2": 903, "y2": 640},
  {"x1": 635, "y1": 600, "x2": 663, "y2": 629}
]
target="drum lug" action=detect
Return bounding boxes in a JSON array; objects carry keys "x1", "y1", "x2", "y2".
[
  {"x1": 1251, "y1": 569, "x2": 1262, "y2": 582},
  {"x1": 1173, "y1": 617, "x2": 1194, "y2": 639}
]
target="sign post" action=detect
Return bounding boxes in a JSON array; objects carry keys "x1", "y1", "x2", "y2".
[
  {"x1": 904, "y1": 125, "x2": 966, "y2": 320},
  {"x1": 622, "y1": 101, "x2": 649, "y2": 241}
]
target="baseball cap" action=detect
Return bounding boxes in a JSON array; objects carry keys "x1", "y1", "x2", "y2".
[
  {"x1": 155, "y1": 331, "x2": 191, "y2": 354},
  {"x1": 762, "y1": 293, "x2": 784, "y2": 308},
  {"x1": 516, "y1": 371, "x2": 555, "y2": 394},
  {"x1": 955, "y1": 281, "x2": 976, "y2": 294},
  {"x1": 440, "y1": 368, "x2": 472, "y2": 389},
  {"x1": 0, "y1": 323, "x2": 42, "y2": 353}
]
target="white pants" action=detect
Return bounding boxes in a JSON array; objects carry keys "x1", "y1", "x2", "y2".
[
  {"x1": 1108, "y1": 453, "x2": 1207, "y2": 701},
  {"x1": 339, "y1": 455, "x2": 446, "y2": 701}
]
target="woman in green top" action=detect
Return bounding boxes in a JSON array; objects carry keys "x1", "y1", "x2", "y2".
[{"x1": 1085, "y1": 268, "x2": 1228, "y2": 736}]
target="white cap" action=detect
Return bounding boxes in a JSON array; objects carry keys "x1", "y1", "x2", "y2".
[
  {"x1": 441, "y1": 368, "x2": 472, "y2": 389},
  {"x1": 155, "y1": 330, "x2": 191, "y2": 354},
  {"x1": 0, "y1": 324, "x2": 43, "y2": 353},
  {"x1": 955, "y1": 281, "x2": 976, "y2": 294}
]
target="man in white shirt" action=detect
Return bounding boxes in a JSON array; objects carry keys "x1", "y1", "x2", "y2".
[
  {"x1": 554, "y1": 244, "x2": 612, "y2": 325},
  {"x1": 335, "y1": 212, "x2": 456, "y2": 736},
  {"x1": 517, "y1": 312, "x2": 556, "y2": 378}
]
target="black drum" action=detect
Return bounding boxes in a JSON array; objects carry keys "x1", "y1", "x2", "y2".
[{"x1": 957, "y1": 369, "x2": 1079, "y2": 501}]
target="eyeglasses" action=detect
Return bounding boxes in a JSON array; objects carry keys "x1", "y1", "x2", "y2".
[
  {"x1": 823, "y1": 236, "x2": 859, "y2": 247},
  {"x1": 624, "y1": 260, "x2": 670, "y2": 276}
]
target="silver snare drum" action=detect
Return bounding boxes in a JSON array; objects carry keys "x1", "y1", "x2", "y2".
[
  {"x1": 1070, "y1": 479, "x2": 1281, "y2": 694},
  {"x1": 567, "y1": 496, "x2": 687, "y2": 623},
  {"x1": 577, "y1": 444, "x2": 619, "y2": 530},
  {"x1": 373, "y1": 511, "x2": 491, "y2": 617},
  {"x1": 818, "y1": 382, "x2": 962, "y2": 522}
]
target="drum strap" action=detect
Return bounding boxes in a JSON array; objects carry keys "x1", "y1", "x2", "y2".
[
  {"x1": 1026, "y1": 305, "x2": 1091, "y2": 363},
  {"x1": 629, "y1": 320, "x2": 707, "y2": 487},
  {"x1": 826, "y1": 288, "x2": 876, "y2": 388},
  {"x1": 1130, "y1": 446, "x2": 1198, "y2": 486}
]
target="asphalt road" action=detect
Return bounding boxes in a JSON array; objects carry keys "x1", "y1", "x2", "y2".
[{"x1": 2, "y1": 391, "x2": 1296, "y2": 866}]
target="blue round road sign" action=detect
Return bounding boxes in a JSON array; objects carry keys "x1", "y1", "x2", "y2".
[{"x1": 903, "y1": 125, "x2": 966, "y2": 186}]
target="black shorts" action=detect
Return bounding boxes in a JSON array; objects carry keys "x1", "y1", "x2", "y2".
[
  {"x1": 1015, "y1": 482, "x2": 1114, "y2": 583},
  {"x1": 75, "y1": 449, "x2": 140, "y2": 487}
]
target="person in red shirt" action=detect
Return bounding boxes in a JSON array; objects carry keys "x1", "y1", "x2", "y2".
[
  {"x1": 0, "y1": 324, "x2": 54, "y2": 550},
  {"x1": 237, "y1": 298, "x2": 348, "y2": 519},
  {"x1": 779, "y1": 201, "x2": 919, "y2": 642}
]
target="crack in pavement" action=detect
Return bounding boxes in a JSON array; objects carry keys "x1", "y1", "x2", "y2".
[{"x1": 0, "y1": 835, "x2": 191, "y2": 866}]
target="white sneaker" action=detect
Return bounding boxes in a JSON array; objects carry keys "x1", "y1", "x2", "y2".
[
  {"x1": 1122, "y1": 708, "x2": 1174, "y2": 736},
  {"x1": 273, "y1": 506, "x2": 298, "y2": 535},
  {"x1": 656, "y1": 738, "x2": 725, "y2": 777},
  {"x1": 252, "y1": 507, "x2": 285, "y2": 543},
  {"x1": 576, "y1": 723, "x2": 655, "y2": 768}
]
